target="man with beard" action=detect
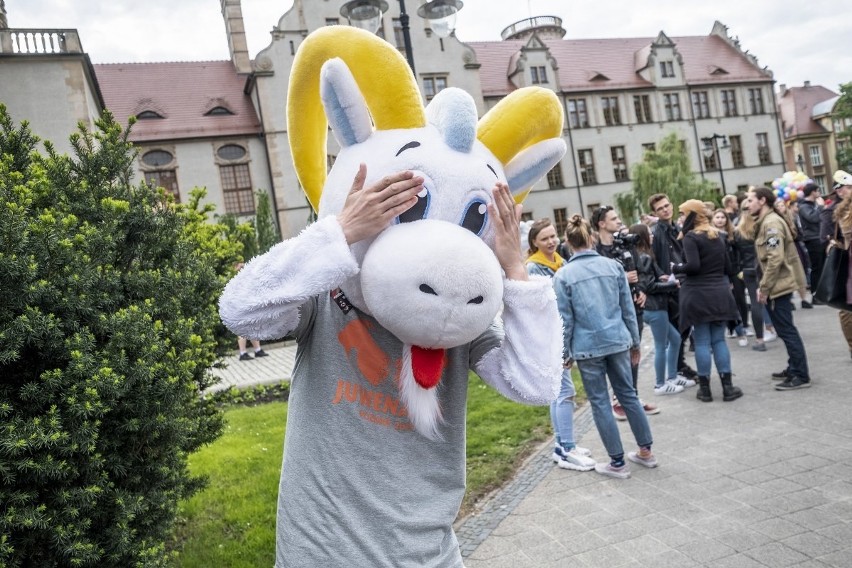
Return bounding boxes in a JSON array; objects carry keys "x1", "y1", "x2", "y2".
[{"x1": 747, "y1": 187, "x2": 811, "y2": 390}]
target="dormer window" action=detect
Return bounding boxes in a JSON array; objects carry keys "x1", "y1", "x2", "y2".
[
  {"x1": 205, "y1": 106, "x2": 234, "y2": 116},
  {"x1": 660, "y1": 61, "x2": 675, "y2": 78},
  {"x1": 531, "y1": 66, "x2": 548, "y2": 85},
  {"x1": 136, "y1": 110, "x2": 163, "y2": 119}
]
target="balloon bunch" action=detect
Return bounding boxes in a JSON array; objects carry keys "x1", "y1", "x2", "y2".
[{"x1": 771, "y1": 171, "x2": 812, "y2": 202}]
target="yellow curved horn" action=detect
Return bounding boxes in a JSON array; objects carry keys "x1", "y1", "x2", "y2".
[
  {"x1": 476, "y1": 87, "x2": 564, "y2": 166},
  {"x1": 287, "y1": 26, "x2": 426, "y2": 212}
]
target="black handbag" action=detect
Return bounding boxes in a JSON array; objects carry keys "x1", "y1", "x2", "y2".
[{"x1": 814, "y1": 225, "x2": 851, "y2": 311}]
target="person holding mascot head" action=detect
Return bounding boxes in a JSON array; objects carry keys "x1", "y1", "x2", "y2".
[{"x1": 219, "y1": 26, "x2": 568, "y2": 567}]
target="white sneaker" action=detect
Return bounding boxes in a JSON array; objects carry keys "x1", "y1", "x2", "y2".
[
  {"x1": 764, "y1": 330, "x2": 777, "y2": 342},
  {"x1": 555, "y1": 448, "x2": 596, "y2": 471},
  {"x1": 745, "y1": 327, "x2": 755, "y2": 337},
  {"x1": 552, "y1": 444, "x2": 592, "y2": 463},
  {"x1": 573, "y1": 446, "x2": 592, "y2": 457},
  {"x1": 738, "y1": 337, "x2": 749, "y2": 347},
  {"x1": 725, "y1": 330, "x2": 736, "y2": 338},
  {"x1": 654, "y1": 381, "x2": 685, "y2": 395},
  {"x1": 671, "y1": 374, "x2": 697, "y2": 388}
]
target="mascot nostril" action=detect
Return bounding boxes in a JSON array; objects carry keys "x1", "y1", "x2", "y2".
[
  {"x1": 419, "y1": 283, "x2": 438, "y2": 296},
  {"x1": 218, "y1": 24, "x2": 567, "y2": 568}
]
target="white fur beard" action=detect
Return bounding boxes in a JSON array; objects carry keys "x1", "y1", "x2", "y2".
[{"x1": 399, "y1": 345, "x2": 443, "y2": 441}]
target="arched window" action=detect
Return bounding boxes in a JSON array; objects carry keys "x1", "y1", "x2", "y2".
[
  {"x1": 136, "y1": 110, "x2": 163, "y2": 119},
  {"x1": 141, "y1": 150, "x2": 179, "y2": 202},
  {"x1": 205, "y1": 106, "x2": 234, "y2": 116},
  {"x1": 217, "y1": 144, "x2": 253, "y2": 215}
]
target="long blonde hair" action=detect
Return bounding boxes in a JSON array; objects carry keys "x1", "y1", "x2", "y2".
[
  {"x1": 834, "y1": 196, "x2": 852, "y2": 236},
  {"x1": 736, "y1": 201, "x2": 756, "y2": 240}
]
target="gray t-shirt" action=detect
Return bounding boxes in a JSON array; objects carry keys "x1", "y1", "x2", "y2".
[{"x1": 275, "y1": 290, "x2": 501, "y2": 567}]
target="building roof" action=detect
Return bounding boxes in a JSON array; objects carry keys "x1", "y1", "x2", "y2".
[
  {"x1": 469, "y1": 34, "x2": 771, "y2": 97},
  {"x1": 94, "y1": 61, "x2": 261, "y2": 143},
  {"x1": 812, "y1": 96, "x2": 840, "y2": 118},
  {"x1": 777, "y1": 84, "x2": 838, "y2": 139}
]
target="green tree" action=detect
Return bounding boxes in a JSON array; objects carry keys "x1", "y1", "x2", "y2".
[
  {"x1": 0, "y1": 106, "x2": 240, "y2": 566},
  {"x1": 254, "y1": 189, "x2": 281, "y2": 255},
  {"x1": 616, "y1": 132, "x2": 718, "y2": 222},
  {"x1": 834, "y1": 82, "x2": 852, "y2": 172}
]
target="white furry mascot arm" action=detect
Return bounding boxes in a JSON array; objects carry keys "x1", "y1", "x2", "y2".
[
  {"x1": 474, "y1": 276, "x2": 564, "y2": 404},
  {"x1": 219, "y1": 215, "x2": 358, "y2": 341}
]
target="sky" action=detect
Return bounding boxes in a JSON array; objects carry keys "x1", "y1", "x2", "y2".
[{"x1": 6, "y1": 0, "x2": 851, "y2": 93}]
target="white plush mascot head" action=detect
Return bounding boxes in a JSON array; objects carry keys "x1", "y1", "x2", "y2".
[{"x1": 288, "y1": 27, "x2": 566, "y2": 438}]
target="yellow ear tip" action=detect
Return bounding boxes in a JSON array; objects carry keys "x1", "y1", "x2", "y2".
[
  {"x1": 477, "y1": 87, "x2": 564, "y2": 165},
  {"x1": 287, "y1": 26, "x2": 426, "y2": 213}
]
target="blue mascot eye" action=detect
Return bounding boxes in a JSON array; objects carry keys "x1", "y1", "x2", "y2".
[
  {"x1": 461, "y1": 199, "x2": 488, "y2": 235},
  {"x1": 397, "y1": 187, "x2": 430, "y2": 224}
]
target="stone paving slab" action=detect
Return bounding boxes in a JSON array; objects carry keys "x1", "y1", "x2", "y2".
[
  {"x1": 208, "y1": 340, "x2": 296, "y2": 392},
  {"x1": 460, "y1": 304, "x2": 852, "y2": 567}
]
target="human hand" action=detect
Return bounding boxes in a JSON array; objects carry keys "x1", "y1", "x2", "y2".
[
  {"x1": 630, "y1": 347, "x2": 641, "y2": 366},
  {"x1": 757, "y1": 289, "x2": 767, "y2": 304},
  {"x1": 488, "y1": 182, "x2": 527, "y2": 281},
  {"x1": 626, "y1": 270, "x2": 639, "y2": 284},
  {"x1": 635, "y1": 291, "x2": 647, "y2": 308},
  {"x1": 337, "y1": 164, "x2": 424, "y2": 244}
]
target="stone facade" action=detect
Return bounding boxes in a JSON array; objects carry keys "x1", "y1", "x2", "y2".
[{"x1": 1, "y1": 1, "x2": 804, "y2": 238}]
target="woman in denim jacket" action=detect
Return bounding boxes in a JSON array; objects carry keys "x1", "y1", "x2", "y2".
[{"x1": 553, "y1": 215, "x2": 657, "y2": 479}]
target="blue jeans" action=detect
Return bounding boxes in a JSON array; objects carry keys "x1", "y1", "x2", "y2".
[
  {"x1": 766, "y1": 293, "x2": 810, "y2": 379},
  {"x1": 550, "y1": 368, "x2": 576, "y2": 450},
  {"x1": 692, "y1": 322, "x2": 732, "y2": 376},
  {"x1": 644, "y1": 309, "x2": 682, "y2": 388},
  {"x1": 577, "y1": 351, "x2": 653, "y2": 461}
]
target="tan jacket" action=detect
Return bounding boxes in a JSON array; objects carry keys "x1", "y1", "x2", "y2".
[{"x1": 755, "y1": 210, "x2": 806, "y2": 299}]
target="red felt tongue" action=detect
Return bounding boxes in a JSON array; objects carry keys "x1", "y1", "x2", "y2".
[{"x1": 410, "y1": 346, "x2": 446, "y2": 389}]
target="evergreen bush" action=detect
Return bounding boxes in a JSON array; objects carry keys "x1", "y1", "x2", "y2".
[{"x1": 0, "y1": 107, "x2": 242, "y2": 566}]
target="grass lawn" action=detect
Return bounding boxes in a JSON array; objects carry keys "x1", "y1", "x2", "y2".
[{"x1": 171, "y1": 371, "x2": 585, "y2": 567}]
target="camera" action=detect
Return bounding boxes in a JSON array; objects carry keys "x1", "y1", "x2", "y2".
[
  {"x1": 610, "y1": 232, "x2": 640, "y2": 297},
  {"x1": 612, "y1": 232, "x2": 640, "y2": 250}
]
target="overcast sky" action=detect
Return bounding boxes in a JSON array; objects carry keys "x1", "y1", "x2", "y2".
[{"x1": 7, "y1": 0, "x2": 851, "y2": 93}]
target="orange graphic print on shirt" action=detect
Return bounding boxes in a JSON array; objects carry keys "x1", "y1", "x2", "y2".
[{"x1": 331, "y1": 319, "x2": 412, "y2": 431}]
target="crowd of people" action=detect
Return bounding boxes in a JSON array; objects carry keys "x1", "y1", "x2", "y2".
[{"x1": 529, "y1": 170, "x2": 852, "y2": 479}]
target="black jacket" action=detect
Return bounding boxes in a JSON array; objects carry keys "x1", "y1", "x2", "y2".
[
  {"x1": 821, "y1": 197, "x2": 846, "y2": 245},
  {"x1": 637, "y1": 253, "x2": 678, "y2": 312},
  {"x1": 798, "y1": 199, "x2": 822, "y2": 242},
  {"x1": 732, "y1": 232, "x2": 757, "y2": 276},
  {"x1": 651, "y1": 221, "x2": 684, "y2": 274},
  {"x1": 673, "y1": 231, "x2": 739, "y2": 332}
]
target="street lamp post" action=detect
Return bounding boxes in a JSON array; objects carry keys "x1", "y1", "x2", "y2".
[
  {"x1": 701, "y1": 134, "x2": 730, "y2": 195},
  {"x1": 339, "y1": 0, "x2": 463, "y2": 75}
]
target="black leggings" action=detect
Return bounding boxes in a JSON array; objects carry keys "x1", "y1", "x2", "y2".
[{"x1": 743, "y1": 272, "x2": 764, "y2": 339}]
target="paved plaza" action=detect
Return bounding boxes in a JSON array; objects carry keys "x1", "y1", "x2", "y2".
[{"x1": 213, "y1": 305, "x2": 852, "y2": 567}]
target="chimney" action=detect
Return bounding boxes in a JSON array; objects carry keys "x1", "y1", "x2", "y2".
[
  {"x1": 779, "y1": 84, "x2": 787, "y2": 96},
  {"x1": 221, "y1": 0, "x2": 251, "y2": 74},
  {"x1": 804, "y1": 80, "x2": 811, "y2": 88}
]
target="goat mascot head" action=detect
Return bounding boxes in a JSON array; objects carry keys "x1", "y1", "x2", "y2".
[{"x1": 288, "y1": 26, "x2": 566, "y2": 438}]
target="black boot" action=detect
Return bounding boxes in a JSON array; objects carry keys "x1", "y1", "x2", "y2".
[
  {"x1": 720, "y1": 373, "x2": 743, "y2": 401},
  {"x1": 696, "y1": 376, "x2": 712, "y2": 402}
]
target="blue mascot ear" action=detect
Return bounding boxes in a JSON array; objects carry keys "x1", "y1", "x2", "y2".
[
  {"x1": 425, "y1": 88, "x2": 477, "y2": 153},
  {"x1": 504, "y1": 139, "x2": 567, "y2": 199},
  {"x1": 320, "y1": 59, "x2": 373, "y2": 147}
]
